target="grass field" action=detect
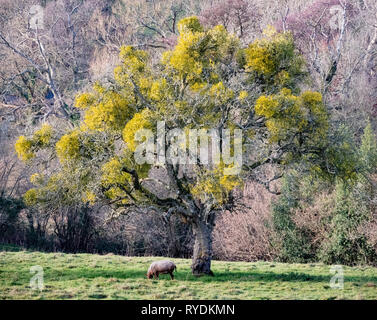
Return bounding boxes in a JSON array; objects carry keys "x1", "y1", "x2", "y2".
[{"x1": 1, "y1": 244, "x2": 377, "y2": 300}]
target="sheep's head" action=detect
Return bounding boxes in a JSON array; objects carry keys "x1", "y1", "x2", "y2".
[{"x1": 146, "y1": 271, "x2": 153, "y2": 279}]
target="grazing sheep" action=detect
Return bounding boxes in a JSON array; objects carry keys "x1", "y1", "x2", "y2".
[{"x1": 147, "y1": 260, "x2": 177, "y2": 280}]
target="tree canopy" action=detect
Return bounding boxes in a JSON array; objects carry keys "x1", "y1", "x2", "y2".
[{"x1": 15, "y1": 16, "x2": 335, "y2": 275}]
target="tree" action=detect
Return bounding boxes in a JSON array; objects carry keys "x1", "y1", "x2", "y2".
[
  {"x1": 275, "y1": 0, "x2": 377, "y2": 132},
  {"x1": 275, "y1": 0, "x2": 357, "y2": 91},
  {"x1": 200, "y1": 0, "x2": 261, "y2": 40},
  {"x1": 15, "y1": 17, "x2": 331, "y2": 275},
  {"x1": 271, "y1": 171, "x2": 316, "y2": 263},
  {"x1": 271, "y1": 122, "x2": 377, "y2": 266},
  {"x1": 0, "y1": 0, "x2": 100, "y2": 122},
  {"x1": 319, "y1": 122, "x2": 377, "y2": 265}
]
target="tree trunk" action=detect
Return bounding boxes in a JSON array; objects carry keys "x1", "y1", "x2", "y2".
[{"x1": 191, "y1": 219, "x2": 214, "y2": 276}]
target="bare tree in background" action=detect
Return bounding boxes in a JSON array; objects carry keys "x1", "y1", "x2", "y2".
[{"x1": 276, "y1": 0, "x2": 377, "y2": 132}]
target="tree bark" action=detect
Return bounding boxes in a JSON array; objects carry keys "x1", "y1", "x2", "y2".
[{"x1": 191, "y1": 219, "x2": 214, "y2": 276}]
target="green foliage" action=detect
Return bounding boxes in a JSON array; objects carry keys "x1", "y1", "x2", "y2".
[
  {"x1": 55, "y1": 130, "x2": 81, "y2": 163},
  {"x1": 14, "y1": 124, "x2": 53, "y2": 161},
  {"x1": 273, "y1": 123, "x2": 377, "y2": 266},
  {"x1": 242, "y1": 26, "x2": 306, "y2": 93},
  {"x1": 162, "y1": 17, "x2": 239, "y2": 87},
  {"x1": 55, "y1": 129, "x2": 115, "y2": 165},
  {"x1": 359, "y1": 121, "x2": 377, "y2": 173},
  {"x1": 255, "y1": 89, "x2": 327, "y2": 144},
  {"x1": 177, "y1": 16, "x2": 204, "y2": 33},
  {"x1": 14, "y1": 136, "x2": 34, "y2": 161},
  {"x1": 77, "y1": 84, "x2": 135, "y2": 132},
  {"x1": 318, "y1": 123, "x2": 377, "y2": 265},
  {"x1": 101, "y1": 157, "x2": 133, "y2": 203},
  {"x1": 318, "y1": 125, "x2": 359, "y2": 181},
  {"x1": 122, "y1": 109, "x2": 153, "y2": 152},
  {"x1": 0, "y1": 197, "x2": 25, "y2": 242},
  {"x1": 191, "y1": 161, "x2": 243, "y2": 205},
  {"x1": 319, "y1": 180, "x2": 377, "y2": 266},
  {"x1": 271, "y1": 172, "x2": 316, "y2": 263}
]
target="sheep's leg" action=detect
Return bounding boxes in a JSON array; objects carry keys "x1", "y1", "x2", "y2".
[
  {"x1": 169, "y1": 271, "x2": 174, "y2": 280},
  {"x1": 156, "y1": 271, "x2": 159, "y2": 279}
]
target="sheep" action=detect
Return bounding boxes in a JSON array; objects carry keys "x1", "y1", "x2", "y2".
[{"x1": 146, "y1": 260, "x2": 177, "y2": 280}]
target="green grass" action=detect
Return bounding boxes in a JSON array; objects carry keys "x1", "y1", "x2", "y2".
[{"x1": 1, "y1": 244, "x2": 377, "y2": 300}]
